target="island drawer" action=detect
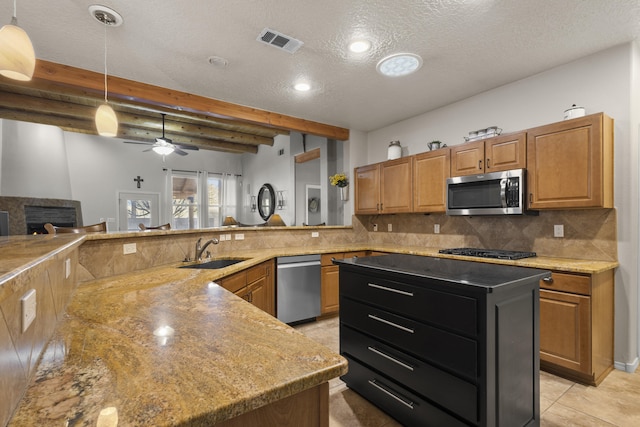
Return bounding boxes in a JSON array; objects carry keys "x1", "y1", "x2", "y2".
[
  {"x1": 341, "y1": 355, "x2": 470, "y2": 427},
  {"x1": 340, "y1": 270, "x2": 478, "y2": 336},
  {"x1": 341, "y1": 325, "x2": 478, "y2": 424},
  {"x1": 341, "y1": 298, "x2": 478, "y2": 380}
]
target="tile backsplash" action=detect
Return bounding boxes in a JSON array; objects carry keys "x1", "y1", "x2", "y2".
[{"x1": 356, "y1": 208, "x2": 617, "y2": 262}]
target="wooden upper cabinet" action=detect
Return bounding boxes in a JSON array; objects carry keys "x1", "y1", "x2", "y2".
[
  {"x1": 380, "y1": 157, "x2": 413, "y2": 213},
  {"x1": 413, "y1": 148, "x2": 450, "y2": 213},
  {"x1": 354, "y1": 164, "x2": 380, "y2": 214},
  {"x1": 451, "y1": 132, "x2": 526, "y2": 176},
  {"x1": 527, "y1": 113, "x2": 613, "y2": 209},
  {"x1": 355, "y1": 158, "x2": 412, "y2": 214}
]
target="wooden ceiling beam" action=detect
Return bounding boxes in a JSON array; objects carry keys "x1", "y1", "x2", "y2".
[
  {"x1": 0, "y1": 90, "x2": 273, "y2": 147},
  {"x1": 33, "y1": 60, "x2": 350, "y2": 140}
]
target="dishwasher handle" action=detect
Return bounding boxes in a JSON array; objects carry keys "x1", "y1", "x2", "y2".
[{"x1": 277, "y1": 261, "x2": 321, "y2": 269}]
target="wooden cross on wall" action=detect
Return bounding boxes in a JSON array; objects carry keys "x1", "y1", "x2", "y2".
[{"x1": 134, "y1": 176, "x2": 144, "y2": 188}]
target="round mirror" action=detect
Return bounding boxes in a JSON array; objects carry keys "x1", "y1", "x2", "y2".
[{"x1": 257, "y1": 183, "x2": 275, "y2": 221}]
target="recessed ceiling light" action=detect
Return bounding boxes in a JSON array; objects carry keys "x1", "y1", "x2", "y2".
[
  {"x1": 349, "y1": 40, "x2": 371, "y2": 53},
  {"x1": 376, "y1": 53, "x2": 423, "y2": 77},
  {"x1": 294, "y1": 82, "x2": 311, "y2": 92}
]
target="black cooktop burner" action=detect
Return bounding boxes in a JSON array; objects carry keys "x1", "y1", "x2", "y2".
[{"x1": 438, "y1": 248, "x2": 537, "y2": 260}]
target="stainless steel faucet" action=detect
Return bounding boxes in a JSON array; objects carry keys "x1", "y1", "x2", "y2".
[{"x1": 195, "y1": 237, "x2": 219, "y2": 261}]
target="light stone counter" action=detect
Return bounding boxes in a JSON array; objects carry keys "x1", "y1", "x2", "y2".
[
  {"x1": 3, "y1": 234, "x2": 618, "y2": 425},
  {"x1": 8, "y1": 263, "x2": 348, "y2": 426}
]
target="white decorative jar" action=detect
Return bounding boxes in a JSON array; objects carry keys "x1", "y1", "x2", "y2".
[{"x1": 387, "y1": 140, "x2": 402, "y2": 160}]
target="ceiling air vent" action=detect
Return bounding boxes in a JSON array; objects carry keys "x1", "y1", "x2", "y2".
[{"x1": 257, "y1": 28, "x2": 303, "y2": 54}]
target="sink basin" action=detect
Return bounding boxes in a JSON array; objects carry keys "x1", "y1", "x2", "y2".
[{"x1": 180, "y1": 259, "x2": 245, "y2": 269}]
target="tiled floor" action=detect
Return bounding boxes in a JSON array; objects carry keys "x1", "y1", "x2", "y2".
[{"x1": 295, "y1": 317, "x2": 640, "y2": 427}]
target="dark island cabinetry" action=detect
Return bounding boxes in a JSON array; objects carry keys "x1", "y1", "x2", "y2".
[{"x1": 335, "y1": 254, "x2": 550, "y2": 427}]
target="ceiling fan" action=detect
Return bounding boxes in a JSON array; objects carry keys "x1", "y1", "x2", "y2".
[{"x1": 124, "y1": 113, "x2": 199, "y2": 156}]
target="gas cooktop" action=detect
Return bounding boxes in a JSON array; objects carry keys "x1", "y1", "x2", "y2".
[{"x1": 438, "y1": 248, "x2": 537, "y2": 260}]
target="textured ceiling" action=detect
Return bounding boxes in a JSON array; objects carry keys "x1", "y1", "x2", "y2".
[{"x1": 4, "y1": 0, "x2": 640, "y2": 132}]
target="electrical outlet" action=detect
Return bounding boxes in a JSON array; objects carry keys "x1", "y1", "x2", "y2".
[
  {"x1": 235, "y1": 233, "x2": 245, "y2": 240},
  {"x1": 224, "y1": 234, "x2": 232, "y2": 241},
  {"x1": 387, "y1": 223, "x2": 393, "y2": 232},
  {"x1": 21, "y1": 289, "x2": 36, "y2": 333},
  {"x1": 554, "y1": 224, "x2": 564, "y2": 238},
  {"x1": 123, "y1": 243, "x2": 136, "y2": 254},
  {"x1": 373, "y1": 224, "x2": 378, "y2": 232},
  {"x1": 311, "y1": 231, "x2": 319, "y2": 238},
  {"x1": 65, "y1": 258, "x2": 71, "y2": 279},
  {"x1": 434, "y1": 224, "x2": 440, "y2": 234}
]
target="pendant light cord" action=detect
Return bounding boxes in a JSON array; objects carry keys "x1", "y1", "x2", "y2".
[
  {"x1": 103, "y1": 19, "x2": 108, "y2": 103},
  {"x1": 11, "y1": 0, "x2": 17, "y2": 23}
]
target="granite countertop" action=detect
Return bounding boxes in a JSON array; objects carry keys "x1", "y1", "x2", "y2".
[
  {"x1": 3, "y1": 235, "x2": 619, "y2": 425},
  {"x1": 9, "y1": 264, "x2": 348, "y2": 426},
  {"x1": 0, "y1": 234, "x2": 85, "y2": 283}
]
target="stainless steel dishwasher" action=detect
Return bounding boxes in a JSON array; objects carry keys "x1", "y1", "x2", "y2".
[{"x1": 276, "y1": 254, "x2": 321, "y2": 324}]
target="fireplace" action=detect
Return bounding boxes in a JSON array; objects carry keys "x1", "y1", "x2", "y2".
[
  {"x1": 25, "y1": 206, "x2": 77, "y2": 234},
  {"x1": 0, "y1": 197, "x2": 82, "y2": 235}
]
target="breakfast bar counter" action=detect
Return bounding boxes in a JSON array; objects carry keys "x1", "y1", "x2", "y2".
[{"x1": 8, "y1": 263, "x2": 347, "y2": 426}]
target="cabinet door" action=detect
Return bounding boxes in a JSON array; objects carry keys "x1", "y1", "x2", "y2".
[
  {"x1": 413, "y1": 149, "x2": 450, "y2": 213},
  {"x1": 484, "y1": 132, "x2": 526, "y2": 172},
  {"x1": 247, "y1": 276, "x2": 271, "y2": 315},
  {"x1": 321, "y1": 265, "x2": 340, "y2": 314},
  {"x1": 247, "y1": 260, "x2": 275, "y2": 316},
  {"x1": 540, "y1": 289, "x2": 591, "y2": 375},
  {"x1": 450, "y1": 140, "x2": 484, "y2": 176},
  {"x1": 354, "y1": 164, "x2": 380, "y2": 214},
  {"x1": 527, "y1": 113, "x2": 614, "y2": 209},
  {"x1": 380, "y1": 158, "x2": 413, "y2": 213}
]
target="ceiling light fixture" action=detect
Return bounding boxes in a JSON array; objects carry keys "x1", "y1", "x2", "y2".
[
  {"x1": 349, "y1": 40, "x2": 371, "y2": 53},
  {"x1": 376, "y1": 53, "x2": 423, "y2": 77},
  {"x1": 0, "y1": 0, "x2": 36, "y2": 81},
  {"x1": 294, "y1": 82, "x2": 311, "y2": 92},
  {"x1": 90, "y1": 5, "x2": 122, "y2": 137},
  {"x1": 152, "y1": 145, "x2": 175, "y2": 156}
]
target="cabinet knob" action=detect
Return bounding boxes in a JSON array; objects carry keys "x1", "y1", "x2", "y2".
[{"x1": 542, "y1": 277, "x2": 554, "y2": 284}]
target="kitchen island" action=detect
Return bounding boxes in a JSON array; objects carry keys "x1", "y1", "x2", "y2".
[
  {"x1": 7, "y1": 260, "x2": 347, "y2": 426},
  {"x1": 336, "y1": 253, "x2": 551, "y2": 427}
]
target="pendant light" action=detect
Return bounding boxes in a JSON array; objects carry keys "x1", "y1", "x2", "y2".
[
  {"x1": 90, "y1": 5, "x2": 122, "y2": 137},
  {"x1": 0, "y1": 0, "x2": 36, "y2": 81}
]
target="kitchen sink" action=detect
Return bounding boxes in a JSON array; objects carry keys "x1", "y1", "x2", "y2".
[{"x1": 180, "y1": 259, "x2": 246, "y2": 269}]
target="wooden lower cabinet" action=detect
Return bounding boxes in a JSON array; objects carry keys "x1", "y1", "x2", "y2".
[
  {"x1": 539, "y1": 270, "x2": 614, "y2": 386},
  {"x1": 218, "y1": 260, "x2": 275, "y2": 316},
  {"x1": 320, "y1": 252, "x2": 367, "y2": 315}
]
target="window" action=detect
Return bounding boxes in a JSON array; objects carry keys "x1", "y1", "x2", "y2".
[
  {"x1": 207, "y1": 175, "x2": 222, "y2": 227},
  {"x1": 171, "y1": 173, "x2": 199, "y2": 229},
  {"x1": 168, "y1": 170, "x2": 239, "y2": 229}
]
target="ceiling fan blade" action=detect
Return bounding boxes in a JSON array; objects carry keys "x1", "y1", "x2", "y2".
[
  {"x1": 174, "y1": 143, "x2": 199, "y2": 151},
  {"x1": 124, "y1": 140, "x2": 154, "y2": 145},
  {"x1": 174, "y1": 148, "x2": 189, "y2": 156}
]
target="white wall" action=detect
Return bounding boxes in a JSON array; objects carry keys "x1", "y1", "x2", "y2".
[
  {"x1": 1, "y1": 120, "x2": 72, "y2": 199},
  {"x1": 355, "y1": 42, "x2": 639, "y2": 369},
  {"x1": 240, "y1": 134, "x2": 293, "y2": 225}
]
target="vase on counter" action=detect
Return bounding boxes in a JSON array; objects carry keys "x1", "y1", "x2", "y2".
[{"x1": 340, "y1": 185, "x2": 349, "y2": 201}]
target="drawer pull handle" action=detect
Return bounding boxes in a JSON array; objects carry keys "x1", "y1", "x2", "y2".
[
  {"x1": 368, "y1": 283, "x2": 414, "y2": 297},
  {"x1": 368, "y1": 314, "x2": 414, "y2": 333},
  {"x1": 542, "y1": 277, "x2": 554, "y2": 284},
  {"x1": 368, "y1": 346, "x2": 414, "y2": 371},
  {"x1": 368, "y1": 379, "x2": 415, "y2": 409}
]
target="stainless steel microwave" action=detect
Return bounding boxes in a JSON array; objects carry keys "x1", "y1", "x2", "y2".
[{"x1": 446, "y1": 168, "x2": 529, "y2": 215}]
